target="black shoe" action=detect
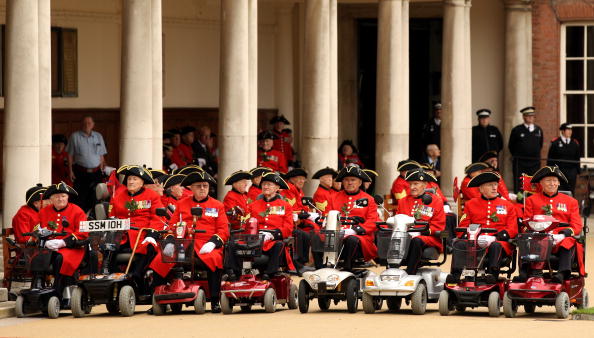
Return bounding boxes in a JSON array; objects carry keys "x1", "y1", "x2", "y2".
[
  {"x1": 484, "y1": 274, "x2": 497, "y2": 285},
  {"x1": 551, "y1": 272, "x2": 564, "y2": 284},
  {"x1": 147, "y1": 307, "x2": 153, "y2": 315},
  {"x1": 445, "y1": 274, "x2": 460, "y2": 284},
  {"x1": 261, "y1": 273, "x2": 270, "y2": 281},
  {"x1": 211, "y1": 302, "x2": 221, "y2": 313}
]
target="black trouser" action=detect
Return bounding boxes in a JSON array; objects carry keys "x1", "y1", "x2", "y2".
[
  {"x1": 559, "y1": 167, "x2": 578, "y2": 193},
  {"x1": 72, "y1": 165, "x2": 103, "y2": 212},
  {"x1": 451, "y1": 241, "x2": 507, "y2": 278},
  {"x1": 132, "y1": 245, "x2": 157, "y2": 294},
  {"x1": 340, "y1": 236, "x2": 364, "y2": 271},
  {"x1": 402, "y1": 237, "x2": 428, "y2": 275},
  {"x1": 196, "y1": 257, "x2": 222, "y2": 304},
  {"x1": 226, "y1": 241, "x2": 284, "y2": 276},
  {"x1": 52, "y1": 253, "x2": 74, "y2": 299},
  {"x1": 519, "y1": 246, "x2": 576, "y2": 278},
  {"x1": 512, "y1": 159, "x2": 540, "y2": 192},
  {"x1": 293, "y1": 228, "x2": 323, "y2": 269}
]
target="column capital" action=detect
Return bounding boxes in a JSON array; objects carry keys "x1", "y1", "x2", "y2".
[
  {"x1": 503, "y1": 0, "x2": 533, "y2": 11},
  {"x1": 443, "y1": 0, "x2": 467, "y2": 6}
]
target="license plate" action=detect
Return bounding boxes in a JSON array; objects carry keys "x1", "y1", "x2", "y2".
[{"x1": 79, "y1": 219, "x2": 130, "y2": 232}]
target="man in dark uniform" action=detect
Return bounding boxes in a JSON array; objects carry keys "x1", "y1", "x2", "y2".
[
  {"x1": 547, "y1": 123, "x2": 581, "y2": 193},
  {"x1": 472, "y1": 109, "x2": 503, "y2": 162},
  {"x1": 508, "y1": 106, "x2": 543, "y2": 192},
  {"x1": 421, "y1": 103, "x2": 442, "y2": 148}
]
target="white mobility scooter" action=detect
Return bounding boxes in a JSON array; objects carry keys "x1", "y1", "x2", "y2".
[
  {"x1": 361, "y1": 195, "x2": 448, "y2": 314},
  {"x1": 298, "y1": 199, "x2": 372, "y2": 313}
]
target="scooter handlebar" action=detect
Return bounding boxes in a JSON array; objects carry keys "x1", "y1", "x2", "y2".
[
  {"x1": 193, "y1": 229, "x2": 207, "y2": 234},
  {"x1": 230, "y1": 228, "x2": 244, "y2": 234},
  {"x1": 375, "y1": 222, "x2": 392, "y2": 231}
]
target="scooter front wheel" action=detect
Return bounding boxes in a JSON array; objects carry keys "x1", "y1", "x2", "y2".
[
  {"x1": 503, "y1": 292, "x2": 517, "y2": 318},
  {"x1": 118, "y1": 285, "x2": 136, "y2": 317},
  {"x1": 152, "y1": 294, "x2": 166, "y2": 316},
  {"x1": 15, "y1": 295, "x2": 25, "y2": 318},
  {"x1": 71, "y1": 287, "x2": 87, "y2": 318},
  {"x1": 298, "y1": 280, "x2": 310, "y2": 313},
  {"x1": 263, "y1": 288, "x2": 277, "y2": 313},
  {"x1": 288, "y1": 283, "x2": 298, "y2": 310},
  {"x1": 47, "y1": 296, "x2": 61, "y2": 319},
  {"x1": 555, "y1": 292, "x2": 570, "y2": 319},
  {"x1": 438, "y1": 290, "x2": 451, "y2": 316},
  {"x1": 411, "y1": 283, "x2": 427, "y2": 315},
  {"x1": 345, "y1": 279, "x2": 359, "y2": 313},
  {"x1": 194, "y1": 289, "x2": 206, "y2": 314},
  {"x1": 487, "y1": 291, "x2": 501, "y2": 317},
  {"x1": 362, "y1": 292, "x2": 376, "y2": 314},
  {"x1": 220, "y1": 293, "x2": 233, "y2": 314}
]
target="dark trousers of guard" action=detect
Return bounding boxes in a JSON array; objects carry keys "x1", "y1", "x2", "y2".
[
  {"x1": 226, "y1": 241, "x2": 284, "y2": 276},
  {"x1": 451, "y1": 241, "x2": 506, "y2": 278},
  {"x1": 73, "y1": 165, "x2": 103, "y2": 212},
  {"x1": 559, "y1": 167, "x2": 578, "y2": 193},
  {"x1": 512, "y1": 159, "x2": 540, "y2": 192},
  {"x1": 339, "y1": 236, "x2": 364, "y2": 271},
  {"x1": 402, "y1": 237, "x2": 429, "y2": 275},
  {"x1": 293, "y1": 229, "x2": 323, "y2": 270}
]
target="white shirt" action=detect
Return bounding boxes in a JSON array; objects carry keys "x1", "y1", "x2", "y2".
[
  {"x1": 434, "y1": 118, "x2": 441, "y2": 126},
  {"x1": 561, "y1": 136, "x2": 571, "y2": 144},
  {"x1": 523, "y1": 123, "x2": 534, "y2": 132}
]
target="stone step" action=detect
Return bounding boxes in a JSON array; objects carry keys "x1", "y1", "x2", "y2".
[{"x1": 0, "y1": 301, "x2": 15, "y2": 319}]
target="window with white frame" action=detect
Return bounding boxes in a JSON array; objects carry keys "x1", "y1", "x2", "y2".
[{"x1": 562, "y1": 24, "x2": 594, "y2": 159}]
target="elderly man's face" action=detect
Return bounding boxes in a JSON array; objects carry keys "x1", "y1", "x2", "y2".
[
  {"x1": 540, "y1": 176, "x2": 560, "y2": 195},
  {"x1": 289, "y1": 176, "x2": 306, "y2": 190},
  {"x1": 319, "y1": 174, "x2": 333, "y2": 188},
  {"x1": 479, "y1": 182, "x2": 499, "y2": 199},
  {"x1": 182, "y1": 132, "x2": 195, "y2": 145},
  {"x1": 342, "y1": 177, "x2": 362, "y2": 193},
  {"x1": 232, "y1": 179, "x2": 249, "y2": 194},
  {"x1": 50, "y1": 193, "x2": 69, "y2": 210},
  {"x1": 261, "y1": 139, "x2": 273, "y2": 151},
  {"x1": 199, "y1": 128, "x2": 211, "y2": 144},
  {"x1": 409, "y1": 181, "x2": 428, "y2": 198},
  {"x1": 171, "y1": 134, "x2": 181, "y2": 147},
  {"x1": 82, "y1": 117, "x2": 94, "y2": 134}
]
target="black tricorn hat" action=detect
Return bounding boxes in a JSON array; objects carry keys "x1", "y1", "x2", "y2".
[
  {"x1": 164, "y1": 174, "x2": 186, "y2": 190},
  {"x1": 335, "y1": 166, "x2": 371, "y2": 183},
  {"x1": 168, "y1": 128, "x2": 181, "y2": 135},
  {"x1": 531, "y1": 166, "x2": 568, "y2": 184},
  {"x1": 468, "y1": 172, "x2": 501, "y2": 188},
  {"x1": 258, "y1": 130, "x2": 278, "y2": 141},
  {"x1": 155, "y1": 174, "x2": 170, "y2": 185},
  {"x1": 181, "y1": 171, "x2": 217, "y2": 187},
  {"x1": 224, "y1": 170, "x2": 252, "y2": 186},
  {"x1": 464, "y1": 162, "x2": 490, "y2": 175},
  {"x1": 397, "y1": 160, "x2": 421, "y2": 172},
  {"x1": 476, "y1": 109, "x2": 492, "y2": 118},
  {"x1": 149, "y1": 169, "x2": 167, "y2": 181},
  {"x1": 26, "y1": 183, "x2": 47, "y2": 205},
  {"x1": 260, "y1": 172, "x2": 289, "y2": 189},
  {"x1": 45, "y1": 182, "x2": 78, "y2": 198},
  {"x1": 270, "y1": 115, "x2": 291, "y2": 125},
  {"x1": 362, "y1": 169, "x2": 379, "y2": 180},
  {"x1": 250, "y1": 167, "x2": 273, "y2": 178},
  {"x1": 52, "y1": 134, "x2": 67, "y2": 145},
  {"x1": 122, "y1": 165, "x2": 155, "y2": 185},
  {"x1": 312, "y1": 167, "x2": 338, "y2": 179},
  {"x1": 478, "y1": 151, "x2": 498, "y2": 163},
  {"x1": 405, "y1": 169, "x2": 437, "y2": 183},
  {"x1": 285, "y1": 168, "x2": 308, "y2": 179},
  {"x1": 175, "y1": 165, "x2": 204, "y2": 175}
]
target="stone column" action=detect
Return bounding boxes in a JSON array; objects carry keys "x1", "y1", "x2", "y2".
[
  {"x1": 440, "y1": 0, "x2": 472, "y2": 196},
  {"x1": 38, "y1": 0, "x2": 51, "y2": 185},
  {"x1": 302, "y1": 0, "x2": 337, "y2": 194},
  {"x1": 502, "y1": 0, "x2": 533, "y2": 184},
  {"x1": 152, "y1": 0, "x2": 163, "y2": 169},
  {"x1": 248, "y1": 0, "x2": 258, "y2": 169},
  {"x1": 219, "y1": 0, "x2": 250, "y2": 197},
  {"x1": 3, "y1": 0, "x2": 40, "y2": 228},
  {"x1": 120, "y1": 0, "x2": 154, "y2": 167},
  {"x1": 375, "y1": 0, "x2": 409, "y2": 195},
  {"x1": 329, "y1": 0, "x2": 338, "y2": 162},
  {"x1": 275, "y1": 5, "x2": 295, "y2": 127}
]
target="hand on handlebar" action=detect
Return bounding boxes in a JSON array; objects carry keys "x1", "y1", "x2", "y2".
[
  {"x1": 260, "y1": 231, "x2": 274, "y2": 242},
  {"x1": 199, "y1": 242, "x2": 216, "y2": 254},
  {"x1": 142, "y1": 237, "x2": 157, "y2": 246},
  {"x1": 343, "y1": 228, "x2": 356, "y2": 238},
  {"x1": 552, "y1": 234, "x2": 566, "y2": 245},
  {"x1": 477, "y1": 235, "x2": 495, "y2": 248},
  {"x1": 45, "y1": 239, "x2": 66, "y2": 251}
]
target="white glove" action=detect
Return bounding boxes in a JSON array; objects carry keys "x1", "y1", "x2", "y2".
[
  {"x1": 477, "y1": 235, "x2": 496, "y2": 248},
  {"x1": 552, "y1": 234, "x2": 566, "y2": 246},
  {"x1": 443, "y1": 205, "x2": 452, "y2": 214},
  {"x1": 293, "y1": 213, "x2": 299, "y2": 222},
  {"x1": 260, "y1": 232, "x2": 275, "y2": 242},
  {"x1": 142, "y1": 236, "x2": 157, "y2": 246},
  {"x1": 343, "y1": 228, "x2": 357, "y2": 238},
  {"x1": 508, "y1": 193, "x2": 517, "y2": 201},
  {"x1": 409, "y1": 232, "x2": 421, "y2": 238},
  {"x1": 45, "y1": 239, "x2": 66, "y2": 251},
  {"x1": 197, "y1": 158, "x2": 207, "y2": 167},
  {"x1": 308, "y1": 212, "x2": 320, "y2": 222},
  {"x1": 199, "y1": 242, "x2": 216, "y2": 254},
  {"x1": 162, "y1": 243, "x2": 175, "y2": 257}
]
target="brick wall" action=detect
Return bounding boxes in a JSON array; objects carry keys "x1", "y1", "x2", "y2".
[{"x1": 533, "y1": 0, "x2": 594, "y2": 159}]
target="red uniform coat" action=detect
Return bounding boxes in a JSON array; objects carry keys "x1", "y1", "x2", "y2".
[
  {"x1": 313, "y1": 185, "x2": 334, "y2": 214},
  {"x1": 223, "y1": 189, "x2": 249, "y2": 214},
  {"x1": 39, "y1": 204, "x2": 88, "y2": 276},
  {"x1": 171, "y1": 144, "x2": 192, "y2": 167},
  {"x1": 109, "y1": 187, "x2": 165, "y2": 254},
  {"x1": 51, "y1": 150, "x2": 71, "y2": 185},
  {"x1": 524, "y1": 192, "x2": 584, "y2": 275},
  {"x1": 272, "y1": 130, "x2": 294, "y2": 163},
  {"x1": 12, "y1": 205, "x2": 40, "y2": 243},
  {"x1": 338, "y1": 154, "x2": 364, "y2": 168},
  {"x1": 391, "y1": 176, "x2": 410, "y2": 205},
  {"x1": 151, "y1": 196, "x2": 230, "y2": 277},
  {"x1": 247, "y1": 185, "x2": 261, "y2": 203},
  {"x1": 397, "y1": 193, "x2": 446, "y2": 252},
  {"x1": 459, "y1": 196, "x2": 518, "y2": 255},
  {"x1": 281, "y1": 182, "x2": 305, "y2": 212},
  {"x1": 257, "y1": 149, "x2": 288, "y2": 173},
  {"x1": 327, "y1": 189, "x2": 378, "y2": 261}
]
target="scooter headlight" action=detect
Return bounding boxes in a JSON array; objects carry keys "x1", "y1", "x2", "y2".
[
  {"x1": 308, "y1": 274, "x2": 321, "y2": 283},
  {"x1": 327, "y1": 274, "x2": 339, "y2": 283},
  {"x1": 108, "y1": 272, "x2": 125, "y2": 280},
  {"x1": 78, "y1": 275, "x2": 91, "y2": 281},
  {"x1": 380, "y1": 275, "x2": 400, "y2": 282}
]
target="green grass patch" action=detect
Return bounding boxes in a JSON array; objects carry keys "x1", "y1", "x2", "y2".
[{"x1": 572, "y1": 307, "x2": 594, "y2": 315}]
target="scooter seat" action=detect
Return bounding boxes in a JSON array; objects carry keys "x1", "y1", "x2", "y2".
[{"x1": 422, "y1": 247, "x2": 439, "y2": 261}]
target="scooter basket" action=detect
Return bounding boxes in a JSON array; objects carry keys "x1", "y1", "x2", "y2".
[
  {"x1": 451, "y1": 239, "x2": 487, "y2": 270},
  {"x1": 376, "y1": 231, "x2": 408, "y2": 261},
  {"x1": 231, "y1": 234, "x2": 264, "y2": 258},
  {"x1": 310, "y1": 230, "x2": 344, "y2": 253},
  {"x1": 159, "y1": 238, "x2": 194, "y2": 264},
  {"x1": 22, "y1": 247, "x2": 53, "y2": 273},
  {"x1": 517, "y1": 233, "x2": 553, "y2": 262}
]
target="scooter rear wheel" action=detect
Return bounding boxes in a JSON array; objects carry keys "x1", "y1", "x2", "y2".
[
  {"x1": 47, "y1": 296, "x2": 60, "y2": 319},
  {"x1": 106, "y1": 301, "x2": 119, "y2": 315},
  {"x1": 15, "y1": 295, "x2": 25, "y2": 318},
  {"x1": 362, "y1": 292, "x2": 376, "y2": 314},
  {"x1": 71, "y1": 287, "x2": 87, "y2": 318},
  {"x1": 487, "y1": 291, "x2": 501, "y2": 317},
  {"x1": 298, "y1": 280, "x2": 310, "y2": 313},
  {"x1": 555, "y1": 292, "x2": 570, "y2": 319},
  {"x1": 318, "y1": 296, "x2": 331, "y2": 311},
  {"x1": 503, "y1": 292, "x2": 517, "y2": 318},
  {"x1": 194, "y1": 289, "x2": 206, "y2": 314},
  {"x1": 438, "y1": 290, "x2": 451, "y2": 316},
  {"x1": 118, "y1": 285, "x2": 136, "y2": 317},
  {"x1": 220, "y1": 293, "x2": 233, "y2": 314},
  {"x1": 411, "y1": 283, "x2": 427, "y2": 315},
  {"x1": 151, "y1": 294, "x2": 166, "y2": 316},
  {"x1": 345, "y1": 279, "x2": 359, "y2": 313},
  {"x1": 523, "y1": 303, "x2": 536, "y2": 314},
  {"x1": 387, "y1": 297, "x2": 401, "y2": 312},
  {"x1": 288, "y1": 284, "x2": 298, "y2": 310},
  {"x1": 264, "y1": 288, "x2": 277, "y2": 313}
]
